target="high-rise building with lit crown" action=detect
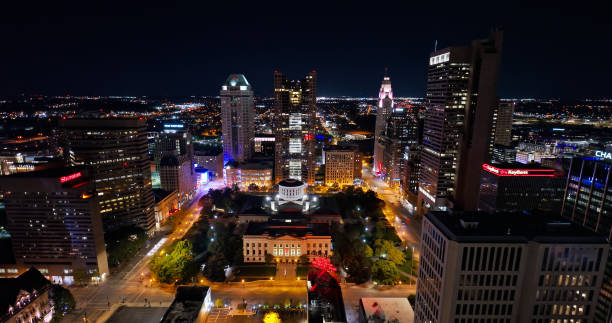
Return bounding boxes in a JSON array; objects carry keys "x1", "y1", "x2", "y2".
[
  {"x1": 373, "y1": 72, "x2": 394, "y2": 174},
  {"x1": 60, "y1": 118, "x2": 156, "y2": 231},
  {"x1": 417, "y1": 30, "x2": 503, "y2": 214},
  {"x1": 273, "y1": 71, "x2": 317, "y2": 185},
  {"x1": 221, "y1": 74, "x2": 255, "y2": 164}
]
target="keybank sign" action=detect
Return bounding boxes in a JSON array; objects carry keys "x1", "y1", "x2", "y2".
[{"x1": 595, "y1": 150, "x2": 612, "y2": 160}]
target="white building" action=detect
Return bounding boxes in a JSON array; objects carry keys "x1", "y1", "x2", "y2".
[{"x1": 415, "y1": 211, "x2": 608, "y2": 323}]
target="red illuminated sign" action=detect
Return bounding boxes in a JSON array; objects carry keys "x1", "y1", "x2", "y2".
[
  {"x1": 482, "y1": 164, "x2": 556, "y2": 177},
  {"x1": 60, "y1": 172, "x2": 82, "y2": 183}
]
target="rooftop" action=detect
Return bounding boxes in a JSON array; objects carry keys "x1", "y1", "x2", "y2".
[
  {"x1": 161, "y1": 286, "x2": 210, "y2": 323},
  {"x1": 59, "y1": 118, "x2": 147, "y2": 129},
  {"x1": 152, "y1": 189, "x2": 174, "y2": 203},
  {"x1": 245, "y1": 221, "x2": 330, "y2": 237},
  {"x1": 279, "y1": 179, "x2": 305, "y2": 187},
  {"x1": 0, "y1": 268, "x2": 52, "y2": 318},
  {"x1": 223, "y1": 74, "x2": 250, "y2": 88},
  {"x1": 360, "y1": 297, "x2": 415, "y2": 323},
  {"x1": 427, "y1": 211, "x2": 609, "y2": 244}
]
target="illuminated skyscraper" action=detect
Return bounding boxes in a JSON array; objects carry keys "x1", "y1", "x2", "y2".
[
  {"x1": 493, "y1": 101, "x2": 514, "y2": 147},
  {"x1": 60, "y1": 118, "x2": 156, "y2": 231},
  {"x1": 0, "y1": 167, "x2": 109, "y2": 283},
  {"x1": 273, "y1": 71, "x2": 317, "y2": 185},
  {"x1": 417, "y1": 30, "x2": 503, "y2": 214},
  {"x1": 220, "y1": 74, "x2": 255, "y2": 163},
  {"x1": 373, "y1": 72, "x2": 394, "y2": 174}
]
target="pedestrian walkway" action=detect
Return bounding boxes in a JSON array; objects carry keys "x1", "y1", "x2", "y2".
[
  {"x1": 207, "y1": 308, "x2": 231, "y2": 322},
  {"x1": 275, "y1": 263, "x2": 296, "y2": 280}
]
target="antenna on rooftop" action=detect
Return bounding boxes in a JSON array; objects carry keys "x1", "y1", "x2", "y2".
[{"x1": 434, "y1": 40, "x2": 438, "y2": 52}]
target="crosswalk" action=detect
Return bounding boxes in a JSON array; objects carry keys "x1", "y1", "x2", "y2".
[{"x1": 206, "y1": 308, "x2": 231, "y2": 322}]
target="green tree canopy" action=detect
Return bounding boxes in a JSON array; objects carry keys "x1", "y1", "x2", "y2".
[
  {"x1": 150, "y1": 240, "x2": 195, "y2": 283},
  {"x1": 373, "y1": 239, "x2": 405, "y2": 265},
  {"x1": 372, "y1": 259, "x2": 400, "y2": 285},
  {"x1": 50, "y1": 285, "x2": 75, "y2": 322}
]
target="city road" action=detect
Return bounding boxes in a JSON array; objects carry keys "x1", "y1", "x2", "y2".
[{"x1": 64, "y1": 179, "x2": 225, "y2": 322}]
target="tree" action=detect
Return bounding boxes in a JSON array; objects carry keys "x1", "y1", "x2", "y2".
[
  {"x1": 73, "y1": 269, "x2": 91, "y2": 286},
  {"x1": 204, "y1": 253, "x2": 229, "y2": 282},
  {"x1": 373, "y1": 239, "x2": 405, "y2": 265},
  {"x1": 265, "y1": 252, "x2": 275, "y2": 264},
  {"x1": 248, "y1": 183, "x2": 259, "y2": 191},
  {"x1": 343, "y1": 254, "x2": 371, "y2": 284},
  {"x1": 298, "y1": 254, "x2": 310, "y2": 264},
  {"x1": 408, "y1": 294, "x2": 416, "y2": 307},
  {"x1": 150, "y1": 240, "x2": 195, "y2": 283},
  {"x1": 49, "y1": 285, "x2": 75, "y2": 322},
  {"x1": 364, "y1": 244, "x2": 373, "y2": 258},
  {"x1": 105, "y1": 226, "x2": 147, "y2": 267},
  {"x1": 371, "y1": 259, "x2": 400, "y2": 285},
  {"x1": 215, "y1": 298, "x2": 224, "y2": 308},
  {"x1": 263, "y1": 312, "x2": 281, "y2": 323}
]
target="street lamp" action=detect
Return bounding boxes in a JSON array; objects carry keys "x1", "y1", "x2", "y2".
[{"x1": 410, "y1": 245, "x2": 415, "y2": 286}]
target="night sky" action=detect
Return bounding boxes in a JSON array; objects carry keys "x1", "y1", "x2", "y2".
[{"x1": 1, "y1": 1, "x2": 610, "y2": 99}]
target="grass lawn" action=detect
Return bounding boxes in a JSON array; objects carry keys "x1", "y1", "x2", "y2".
[
  {"x1": 235, "y1": 265, "x2": 276, "y2": 277},
  {"x1": 296, "y1": 266, "x2": 310, "y2": 278}
]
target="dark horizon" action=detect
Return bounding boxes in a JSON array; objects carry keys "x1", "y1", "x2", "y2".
[{"x1": 1, "y1": 1, "x2": 610, "y2": 99}]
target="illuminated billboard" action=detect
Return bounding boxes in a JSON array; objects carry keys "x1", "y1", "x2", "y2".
[
  {"x1": 60, "y1": 172, "x2": 82, "y2": 183},
  {"x1": 482, "y1": 164, "x2": 556, "y2": 177}
]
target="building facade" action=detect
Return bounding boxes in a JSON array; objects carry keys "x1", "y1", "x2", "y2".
[
  {"x1": 153, "y1": 189, "x2": 178, "y2": 229},
  {"x1": 0, "y1": 268, "x2": 54, "y2": 323},
  {"x1": 159, "y1": 155, "x2": 196, "y2": 208},
  {"x1": 494, "y1": 101, "x2": 514, "y2": 147},
  {"x1": 376, "y1": 107, "x2": 419, "y2": 190},
  {"x1": 561, "y1": 156, "x2": 612, "y2": 240},
  {"x1": 223, "y1": 160, "x2": 273, "y2": 190},
  {"x1": 243, "y1": 231, "x2": 332, "y2": 263},
  {"x1": 154, "y1": 124, "x2": 193, "y2": 161},
  {"x1": 478, "y1": 163, "x2": 565, "y2": 214},
  {"x1": 273, "y1": 71, "x2": 317, "y2": 185},
  {"x1": 221, "y1": 74, "x2": 255, "y2": 163},
  {"x1": 418, "y1": 31, "x2": 503, "y2": 214},
  {"x1": 0, "y1": 167, "x2": 109, "y2": 285},
  {"x1": 560, "y1": 156, "x2": 612, "y2": 322},
  {"x1": 60, "y1": 118, "x2": 156, "y2": 231},
  {"x1": 193, "y1": 148, "x2": 223, "y2": 178},
  {"x1": 324, "y1": 146, "x2": 362, "y2": 187},
  {"x1": 373, "y1": 73, "x2": 394, "y2": 174},
  {"x1": 415, "y1": 211, "x2": 607, "y2": 323}
]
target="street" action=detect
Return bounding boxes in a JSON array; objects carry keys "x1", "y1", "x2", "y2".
[
  {"x1": 64, "y1": 179, "x2": 225, "y2": 322},
  {"x1": 361, "y1": 167, "x2": 422, "y2": 253}
]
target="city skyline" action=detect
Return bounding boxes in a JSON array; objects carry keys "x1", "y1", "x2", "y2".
[
  {"x1": 0, "y1": 3, "x2": 611, "y2": 323},
  {"x1": 1, "y1": 2, "x2": 611, "y2": 99}
]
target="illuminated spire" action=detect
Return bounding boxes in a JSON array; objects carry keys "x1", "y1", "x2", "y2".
[{"x1": 378, "y1": 70, "x2": 393, "y2": 109}]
